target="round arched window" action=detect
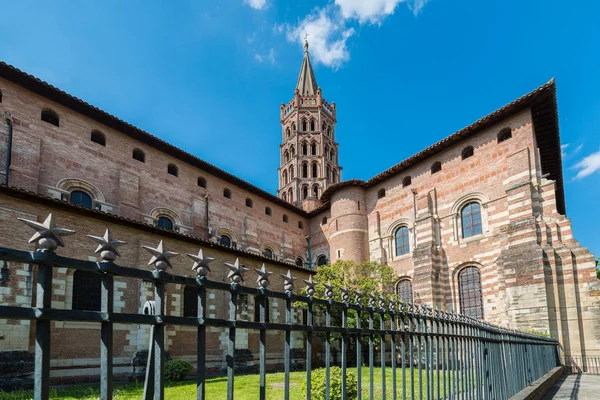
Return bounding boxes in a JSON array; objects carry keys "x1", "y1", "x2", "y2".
[
  {"x1": 263, "y1": 248, "x2": 274, "y2": 258},
  {"x1": 219, "y1": 235, "x2": 232, "y2": 247},
  {"x1": 317, "y1": 255, "x2": 328, "y2": 266},
  {"x1": 396, "y1": 279, "x2": 413, "y2": 303},
  {"x1": 157, "y1": 216, "x2": 174, "y2": 231},
  {"x1": 295, "y1": 257, "x2": 304, "y2": 267},
  {"x1": 70, "y1": 190, "x2": 93, "y2": 209},
  {"x1": 461, "y1": 202, "x2": 482, "y2": 238}
]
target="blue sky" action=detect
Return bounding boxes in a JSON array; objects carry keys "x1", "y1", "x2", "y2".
[{"x1": 1, "y1": 0, "x2": 598, "y2": 256}]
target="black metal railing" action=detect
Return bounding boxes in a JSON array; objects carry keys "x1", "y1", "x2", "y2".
[
  {"x1": 0, "y1": 214, "x2": 560, "y2": 400},
  {"x1": 565, "y1": 355, "x2": 600, "y2": 375}
]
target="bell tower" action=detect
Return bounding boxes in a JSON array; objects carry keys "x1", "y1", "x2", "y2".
[{"x1": 278, "y1": 40, "x2": 341, "y2": 212}]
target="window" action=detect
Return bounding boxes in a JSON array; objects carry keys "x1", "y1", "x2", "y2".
[
  {"x1": 394, "y1": 226, "x2": 410, "y2": 256},
  {"x1": 321, "y1": 217, "x2": 328, "y2": 225},
  {"x1": 91, "y1": 131, "x2": 105, "y2": 146},
  {"x1": 245, "y1": 198, "x2": 253, "y2": 208},
  {"x1": 197, "y1": 177, "x2": 207, "y2": 188},
  {"x1": 157, "y1": 216, "x2": 174, "y2": 231},
  {"x1": 254, "y1": 296, "x2": 270, "y2": 323},
  {"x1": 265, "y1": 207, "x2": 272, "y2": 216},
  {"x1": 497, "y1": 128, "x2": 512, "y2": 143},
  {"x1": 396, "y1": 279, "x2": 413, "y2": 303},
  {"x1": 283, "y1": 214, "x2": 288, "y2": 223},
  {"x1": 312, "y1": 185, "x2": 319, "y2": 199},
  {"x1": 298, "y1": 221, "x2": 304, "y2": 229},
  {"x1": 223, "y1": 188, "x2": 232, "y2": 199},
  {"x1": 459, "y1": 266, "x2": 484, "y2": 319},
  {"x1": 310, "y1": 119, "x2": 315, "y2": 131},
  {"x1": 378, "y1": 189, "x2": 386, "y2": 199},
  {"x1": 288, "y1": 188, "x2": 293, "y2": 202},
  {"x1": 289, "y1": 165, "x2": 294, "y2": 179},
  {"x1": 167, "y1": 164, "x2": 178, "y2": 177},
  {"x1": 70, "y1": 190, "x2": 93, "y2": 209},
  {"x1": 302, "y1": 163, "x2": 308, "y2": 178},
  {"x1": 302, "y1": 119, "x2": 307, "y2": 131},
  {"x1": 311, "y1": 143, "x2": 317, "y2": 155},
  {"x1": 462, "y1": 146, "x2": 474, "y2": 160},
  {"x1": 284, "y1": 151, "x2": 290, "y2": 163},
  {"x1": 290, "y1": 145, "x2": 295, "y2": 156},
  {"x1": 303, "y1": 186, "x2": 309, "y2": 200},
  {"x1": 431, "y1": 162, "x2": 442, "y2": 174},
  {"x1": 219, "y1": 235, "x2": 232, "y2": 247},
  {"x1": 133, "y1": 148, "x2": 145, "y2": 162},
  {"x1": 285, "y1": 128, "x2": 290, "y2": 139},
  {"x1": 312, "y1": 163, "x2": 318, "y2": 178},
  {"x1": 263, "y1": 248, "x2": 273, "y2": 258},
  {"x1": 317, "y1": 255, "x2": 328, "y2": 266},
  {"x1": 302, "y1": 142, "x2": 308, "y2": 156},
  {"x1": 403, "y1": 177, "x2": 412, "y2": 187},
  {"x1": 72, "y1": 270, "x2": 101, "y2": 311},
  {"x1": 283, "y1": 170, "x2": 288, "y2": 185},
  {"x1": 295, "y1": 257, "x2": 304, "y2": 267},
  {"x1": 41, "y1": 109, "x2": 59, "y2": 127},
  {"x1": 282, "y1": 192, "x2": 287, "y2": 202},
  {"x1": 183, "y1": 286, "x2": 199, "y2": 317},
  {"x1": 292, "y1": 123, "x2": 296, "y2": 132},
  {"x1": 461, "y1": 202, "x2": 483, "y2": 238}
]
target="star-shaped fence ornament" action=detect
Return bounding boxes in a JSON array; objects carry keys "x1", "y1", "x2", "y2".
[
  {"x1": 224, "y1": 258, "x2": 248, "y2": 285},
  {"x1": 324, "y1": 280, "x2": 334, "y2": 301},
  {"x1": 87, "y1": 228, "x2": 126, "y2": 261},
  {"x1": 303, "y1": 275, "x2": 316, "y2": 297},
  {"x1": 187, "y1": 249, "x2": 215, "y2": 278},
  {"x1": 355, "y1": 289, "x2": 362, "y2": 305},
  {"x1": 379, "y1": 294, "x2": 386, "y2": 311},
  {"x1": 17, "y1": 213, "x2": 75, "y2": 252},
  {"x1": 255, "y1": 264, "x2": 273, "y2": 289},
  {"x1": 281, "y1": 269, "x2": 296, "y2": 293},
  {"x1": 341, "y1": 285, "x2": 350, "y2": 303},
  {"x1": 389, "y1": 299, "x2": 397, "y2": 312},
  {"x1": 369, "y1": 292, "x2": 377, "y2": 309},
  {"x1": 142, "y1": 240, "x2": 178, "y2": 272}
]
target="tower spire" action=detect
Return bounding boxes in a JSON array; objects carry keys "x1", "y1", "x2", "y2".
[{"x1": 296, "y1": 37, "x2": 318, "y2": 96}]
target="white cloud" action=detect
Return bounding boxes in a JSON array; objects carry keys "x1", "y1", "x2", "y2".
[
  {"x1": 285, "y1": 7, "x2": 355, "y2": 69},
  {"x1": 573, "y1": 149, "x2": 600, "y2": 180},
  {"x1": 561, "y1": 143, "x2": 570, "y2": 158},
  {"x1": 562, "y1": 143, "x2": 584, "y2": 159},
  {"x1": 254, "y1": 48, "x2": 276, "y2": 64},
  {"x1": 244, "y1": 0, "x2": 267, "y2": 10},
  {"x1": 335, "y1": 0, "x2": 429, "y2": 23}
]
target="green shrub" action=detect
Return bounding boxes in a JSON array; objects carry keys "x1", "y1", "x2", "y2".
[
  {"x1": 164, "y1": 359, "x2": 193, "y2": 381},
  {"x1": 302, "y1": 367, "x2": 357, "y2": 400}
]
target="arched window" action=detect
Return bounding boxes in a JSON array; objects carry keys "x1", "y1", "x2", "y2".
[
  {"x1": 330, "y1": 151, "x2": 335, "y2": 162},
  {"x1": 394, "y1": 226, "x2": 410, "y2": 256},
  {"x1": 70, "y1": 190, "x2": 93, "y2": 209},
  {"x1": 302, "y1": 163, "x2": 308, "y2": 178},
  {"x1": 183, "y1": 286, "x2": 199, "y2": 317},
  {"x1": 283, "y1": 170, "x2": 288, "y2": 185},
  {"x1": 378, "y1": 189, "x2": 386, "y2": 199},
  {"x1": 133, "y1": 148, "x2": 145, "y2": 162},
  {"x1": 461, "y1": 202, "x2": 482, "y2": 238},
  {"x1": 91, "y1": 131, "x2": 106, "y2": 146},
  {"x1": 288, "y1": 188, "x2": 293, "y2": 202},
  {"x1": 302, "y1": 119, "x2": 307, "y2": 131},
  {"x1": 284, "y1": 151, "x2": 290, "y2": 163},
  {"x1": 263, "y1": 248, "x2": 274, "y2": 258},
  {"x1": 285, "y1": 128, "x2": 291, "y2": 139},
  {"x1": 296, "y1": 257, "x2": 304, "y2": 267},
  {"x1": 326, "y1": 166, "x2": 332, "y2": 181},
  {"x1": 219, "y1": 234, "x2": 232, "y2": 247},
  {"x1": 322, "y1": 121, "x2": 326, "y2": 131},
  {"x1": 396, "y1": 279, "x2": 413, "y2": 303},
  {"x1": 197, "y1": 177, "x2": 207, "y2": 188},
  {"x1": 41, "y1": 109, "x2": 59, "y2": 127},
  {"x1": 312, "y1": 184, "x2": 319, "y2": 199},
  {"x1": 72, "y1": 270, "x2": 101, "y2": 311},
  {"x1": 245, "y1": 198, "x2": 253, "y2": 208},
  {"x1": 167, "y1": 164, "x2": 178, "y2": 177},
  {"x1": 317, "y1": 255, "x2": 328, "y2": 266},
  {"x1": 431, "y1": 161, "x2": 442, "y2": 174},
  {"x1": 157, "y1": 216, "x2": 174, "y2": 231},
  {"x1": 265, "y1": 207, "x2": 272, "y2": 216},
  {"x1": 298, "y1": 221, "x2": 304, "y2": 229},
  {"x1": 254, "y1": 296, "x2": 270, "y2": 323},
  {"x1": 310, "y1": 119, "x2": 315, "y2": 131},
  {"x1": 462, "y1": 146, "x2": 474, "y2": 160},
  {"x1": 290, "y1": 145, "x2": 295, "y2": 156},
  {"x1": 223, "y1": 188, "x2": 232, "y2": 199},
  {"x1": 302, "y1": 142, "x2": 308, "y2": 156},
  {"x1": 289, "y1": 165, "x2": 294, "y2": 179},
  {"x1": 311, "y1": 143, "x2": 317, "y2": 155},
  {"x1": 332, "y1": 169, "x2": 338, "y2": 183},
  {"x1": 321, "y1": 217, "x2": 328, "y2": 225},
  {"x1": 303, "y1": 186, "x2": 309, "y2": 199},
  {"x1": 312, "y1": 163, "x2": 318, "y2": 178},
  {"x1": 403, "y1": 177, "x2": 412, "y2": 187},
  {"x1": 282, "y1": 192, "x2": 287, "y2": 202},
  {"x1": 292, "y1": 123, "x2": 296, "y2": 132},
  {"x1": 459, "y1": 266, "x2": 484, "y2": 319},
  {"x1": 328, "y1": 126, "x2": 332, "y2": 136},
  {"x1": 283, "y1": 214, "x2": 288, "y2": 223},
  {"x1": 497, "y1": 128, "x2": 512, "y2": 143}
]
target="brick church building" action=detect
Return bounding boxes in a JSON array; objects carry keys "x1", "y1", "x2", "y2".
[{"x1": 0, "y1": 41, "x2": 598, "y2": 380}]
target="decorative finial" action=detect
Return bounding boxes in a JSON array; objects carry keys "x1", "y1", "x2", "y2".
[
  {"x1": 369, "y1": 292, "x2": 377, "y2": 309},
  {"x1": 18, "y1": 213, "x2": 75, "y2": 252},
  {"x1": 224, "y1": 258, "x2": 248, "y2": 285},
  {"x1": 379, "y1": 294, "x2": 386, "y2": 310},
  {"x1": 255, "y1": 264, "x2": 273, "y2": 289},
  {"x1": 281, "y1": 269, "x2": 296, "y2": 293},
  {"x1": 304, "y1": 275, "x2": 316, "y2": 297},
  {"x1": 355, "y1": 289, "x2": 362, "y2": 305},
  {"x1": 324, "y1": 280, "x2": 334, "y2": 301},
  {"x1": 87, "y1": 228, "x2": 126, "y2": 261},
  {"x1": 187, "y1": 249, "x2": 215, "y2": 278},
  {"x1": 142, "y1": 240, "x2": 178, "y2": 272},
  {"x1": 341, "y1": 285, "x2": 350, "y2": 303},
  {"x1": 304, "y1": 32, "x2": 309, "y2": 52}
]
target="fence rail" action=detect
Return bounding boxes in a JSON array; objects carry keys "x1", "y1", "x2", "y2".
[
  {"x1": 0, "y1": 214, "x2": 560, "y2": 399},
  {"x1": 565, "y1": 356, "x2": 600, "y2": 375}
]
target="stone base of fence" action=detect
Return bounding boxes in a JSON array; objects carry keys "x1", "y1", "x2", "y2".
[{"x1": 510, "y1": 366, "x2": 565, "y2": 400}]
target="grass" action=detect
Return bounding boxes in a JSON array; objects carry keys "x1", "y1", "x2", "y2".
[{"x1": 0, "y1": 367, "x2": 453, "y2": 400}]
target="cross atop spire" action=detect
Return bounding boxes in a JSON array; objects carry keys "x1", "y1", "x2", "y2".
[{"x1": 296, "y1": 37, "x2": 318, "y2": 96}]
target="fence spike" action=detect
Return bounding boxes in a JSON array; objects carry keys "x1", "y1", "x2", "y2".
[
  {"x1": 355, "y1": 289, "x2": 362, "y2": 305},
  {"x1": 87, "y1": 228, "x2": 126, "y2": 261},
  {"x1": 304, "y1": 275, "x2": 316, "y2": 297},
  {"x1": 187, "y1": 248, "x2": 215, "y2": 278},
  {"x1": 379, "y1": 294, "x2": 386, "y2": 311},
  {"x1": 17, "y1": 213, "x2": 75, "y2": 251},
  {"x1": 341, "y1": 285, "x2": 350, "y2": 303},
  {"x1": 224, "y1": 258, "x2": 248, "y2": 285},
  {"x1": 142, "y1": 240, "x2": 178, "y2": 272},
  {"x1": 281, "y1": 269, "x2": 296, "y2": 293},
  {"x1": 369, "y1": 292, "x2": 376, "y2": 309},
  {"x1": 324, "y1": 280, "x2": 334, "y2": 301},
  {"x1": 255, "y1": 264, "x2": 273, "y2": 289}
]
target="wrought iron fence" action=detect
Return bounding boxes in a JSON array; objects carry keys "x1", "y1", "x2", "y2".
[
  {"x1": 0, "y1": 213, "x2": 560, "y2": 400},
  {"x1": 565, "y1": 356, "x2": 600, "y2": 375}
]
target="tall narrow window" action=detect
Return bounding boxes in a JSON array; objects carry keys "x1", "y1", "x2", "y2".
[
  {"x1": 403, "y1": 177, "x2": 412, "y2": 187},
  {"x1": 459, "y1": 266, "x2": 484, "y2": 319},
  {"x1": 283, "y1": 214, "x2": 288, "y2": 223},
  {"x1": 396, "y1": 279, "x2": 413, "y2": 303},
  {"x1": 462, "y1": 146, "x2": 474, "y2": 160},
  {"x1": 288, "y1": 188, "x2": 293, "y2": 202},
  {"x1": 183, "y1": 286, "x2": 199, "y2": 317},
  {"x1": 378, "y1": 189, "x2": 386, "y2": 199},
  {"x1": 133, "y1": 148, "x2": 145, "y2": 162},
  {"x1": 302, "y1": 119, "x2": 307, "y2": 131},
  {"x1": 312, "y1": 185, "x2": 319, "y2": 199},
  {"x1": 303, "y1": 186, "x2": 309, "y2": 199},
  {"x1": 72, "y1": 270, "x2": 101, "y2": 311},
  {"x1": 70, "y1": 190, "x2": 93, "y2": 209},
  {"x1": 197, "y1": 177, "x2": 207, "y2": 188},
  {"x1": 310, "y1": 119, "x2": 315, "y2": 131},
  {"x1": 311, "y1": 143, "x2": 317, "y2": 155},
  {"x1": 431, "y1": 162, "x2": 442, "y2": 174},
  {"x1": 219, "y1": 234, "x2": 232, "y2": 247},
  {"x1": 289, "y1": 165, "x2": 294, "y2": 179},
  {"x1": 284, "y1": 151, "x2": 290, "y2": 163},
  {"x1": 91, "y1": 131, "x2": 106, "y2": 146},
  {"x1": 302, "y1": 142, "x2": 308, "y2": 156},
  {"x1": 298, "y1": 221, "x2": 304, "y2": 229},
  {"x1": 245, "y1": 198, "x2": 253, "y2": 208},
  {"x1": 321, "y1": 217, "x2": 328, "y2": 225},
  {"x1": 461, "y1": 202, "x2": 482, "y2": 238},
  {"x1": 282, "y1": 192, "x2": 287, "y2": 202},
  {"x1": 265, "y1": 207, "x2": 272, "y2": 216},
  {"x1": 167, "y1": 164, "x2": 178, "y2": 177},
  {"x1": 302, "y1": 163, "x2": 308, "y2": 178},
  {"x1": 394, "y1": 226, "x2": 410, "y2": 256},
  {"x1": 41, "y1": 109, "x2": 59, "y2": 127},
  {"x1": 283, "y1": 170, "x2": 288, "y2": 185},
  {"x1": 312, "y1": 163, "x2": 318, "y2": 178},
  {"x1": 223, "y1": 188, "x2": 232, "y2": 199},
  {"x1": 157, "y1": 216, "x2": 174, "y2": 231},
  {"x1": 497, "y1": 128, "x2": 512, "y2": 143}
]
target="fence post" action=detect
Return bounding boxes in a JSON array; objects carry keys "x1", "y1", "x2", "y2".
[
  {"x1": 196, "y1": 280, "x2": 207, "y2": 400},
  {"x1": 100, "y1": 269, "x2": 114, "y2": 400},
  {"x1": 34, "y1": 263, "x2": 52, "y2": 400}
]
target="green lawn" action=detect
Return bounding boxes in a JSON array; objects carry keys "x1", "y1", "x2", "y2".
[{"x1": 0, "y1": 367, "x2": 454, "y2": 400}]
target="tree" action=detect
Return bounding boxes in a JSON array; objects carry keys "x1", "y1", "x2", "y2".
[{"x1": 596, "y1": 257, "x2": 600, "y2": 280}]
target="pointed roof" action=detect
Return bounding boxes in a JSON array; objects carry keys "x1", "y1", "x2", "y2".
[{"x1": 296, "y1": 40, "x2": 318, "y2": 95}]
